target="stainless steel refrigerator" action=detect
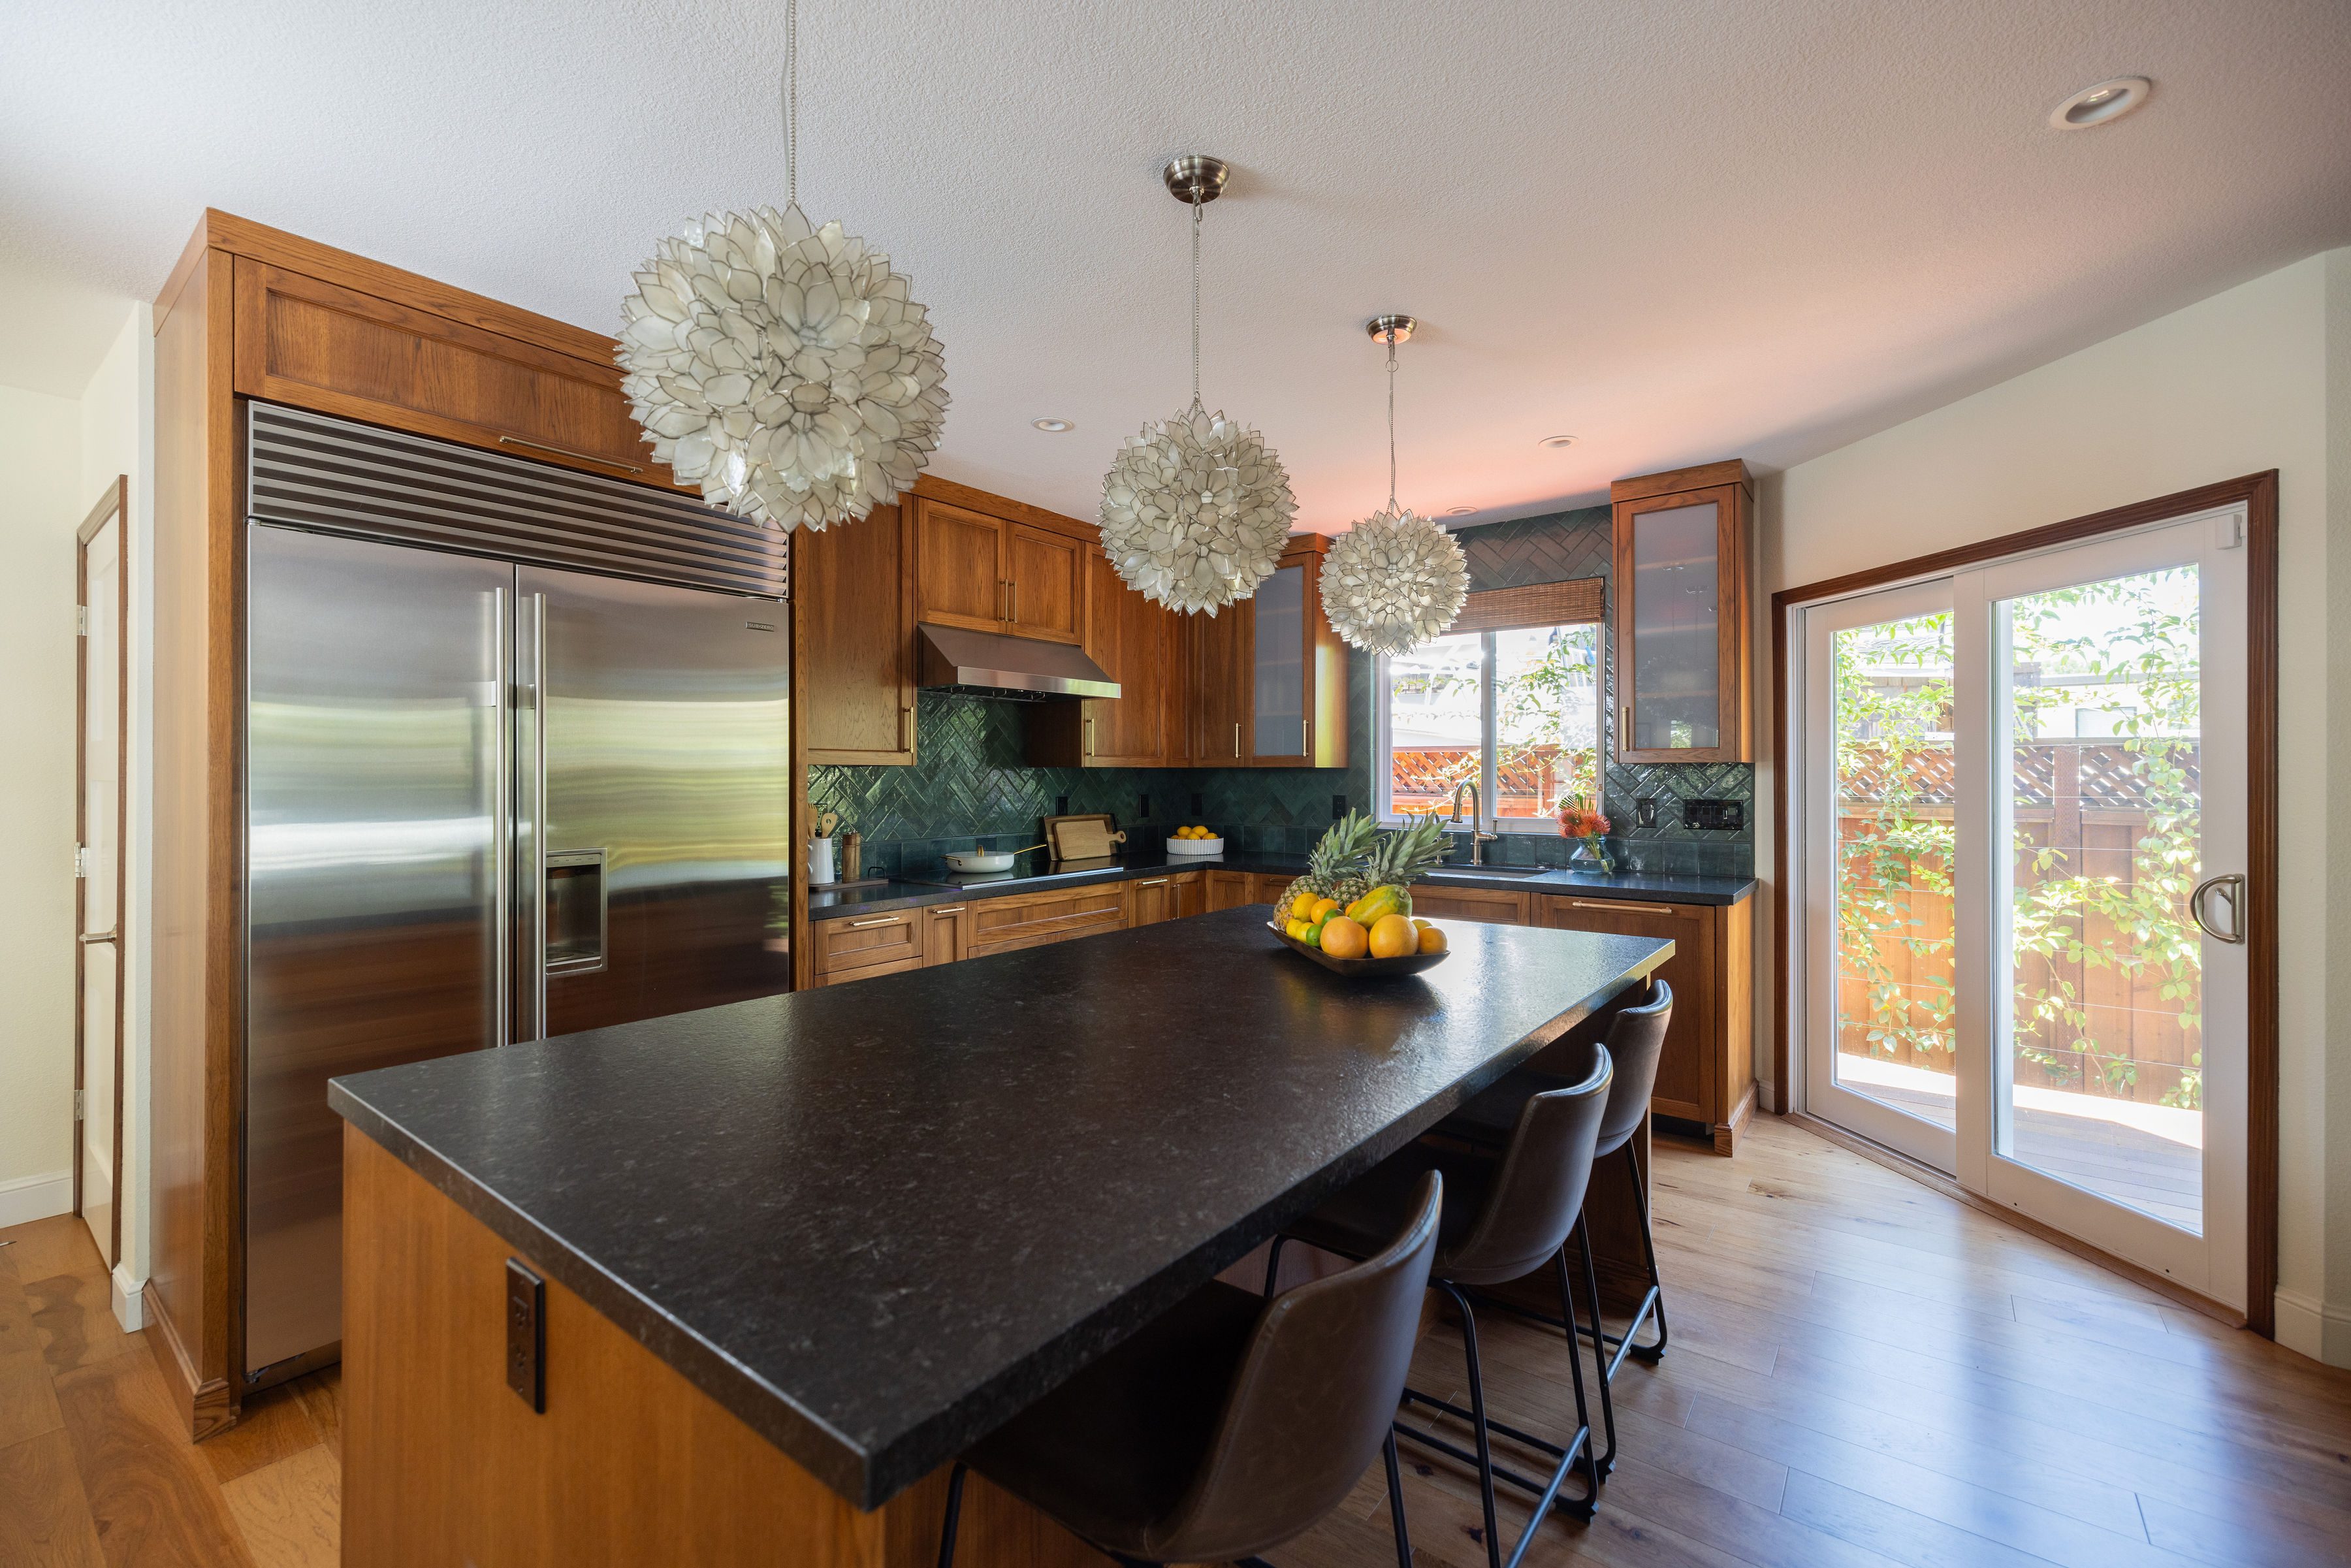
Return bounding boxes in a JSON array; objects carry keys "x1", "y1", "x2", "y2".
[{"x1": 243, "y1": 520, "x2": 792, "y2": 1380}]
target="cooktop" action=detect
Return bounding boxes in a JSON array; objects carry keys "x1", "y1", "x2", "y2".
[{"x1": 900, "y1": 855, "x2": 1127, "y2": 889}]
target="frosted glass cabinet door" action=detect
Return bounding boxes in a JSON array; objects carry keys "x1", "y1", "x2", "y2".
[
  {"x1": 1612, "y1": 472, "x2": 1750, "y2": 764},
  {"x1": 1251, "y1": 562, "x2": 1307, "y2": 761}
]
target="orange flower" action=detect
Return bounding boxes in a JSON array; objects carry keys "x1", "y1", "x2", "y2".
[{"x1": 1556, "y1": 799, "x2": 1610, "y2": 839}]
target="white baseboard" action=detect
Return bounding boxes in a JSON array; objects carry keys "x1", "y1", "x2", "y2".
[
  {"x1": 110, "y1": 1264, "x2": 147, "y2": 1332},
  {"x1": 2274, "y1": 1287, "x2": 2351, "y2": 1369},
  {"x1": 0, "y1": 1170, "x2": 72, "y2": 1230}
]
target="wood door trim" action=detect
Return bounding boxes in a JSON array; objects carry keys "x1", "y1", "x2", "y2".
[
  {"x1": 74, "y1": 477, "x2": 131, "y2": 1268},
  {"x1": 1768, "y1": 470, "x2": 2280, "y2": 1337}
]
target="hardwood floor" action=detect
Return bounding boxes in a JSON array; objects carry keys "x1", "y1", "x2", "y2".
[
  {"x1": 5, "y1": 1114, "x2": 2348, "y2": 1567},
  {"x1": 0, "y1": 1214, "x2": 338, "y2": 1567}
]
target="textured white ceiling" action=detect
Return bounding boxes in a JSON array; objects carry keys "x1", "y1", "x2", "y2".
[{"x1": 6, "y1": 1, "x2": 2348, "y2": 526}]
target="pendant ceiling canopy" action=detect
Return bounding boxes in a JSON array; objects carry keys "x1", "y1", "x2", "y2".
[
  {"x1": 1320, "y1": 315, "x2": 1469, "y2": 656},
  {"x1": 1098, "y1": 155, "x2": 1296, "y2": 616},
  {"x1": 616, "y1": 0, "x2": 948, "y2": 532}
]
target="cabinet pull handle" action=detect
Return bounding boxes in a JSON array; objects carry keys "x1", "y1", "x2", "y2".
[
  {"x1": 1233, "y1": 721, "x2": 1241, "y2": 757},
  {"x1": 1568, "y1": 898, "x2": 1678, "y2": 917},
  {"x1": 1085, "y1": 715, "x2": 1095, "y2": 756},
  {"x1": 846, "y1": 916, "x2": 906, "y2": 929},
  {"x1": 1008, "y1": 580, "x2": 1017, "y2": 625},
  {"x1": 496, "y1": 434, "x2": 644, "y2": 474},
  {"x1": 1135, "y1": 878, "x2": 1168, "y2": 888},
  {"x1": 1620, "y1": 705, "x2": 1633, "y2": 751}
]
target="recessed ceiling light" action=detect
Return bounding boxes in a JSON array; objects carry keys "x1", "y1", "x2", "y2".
[
  {"x1": 1032, "y1": 417, "x2": 1074, "y2": 432},
  {"x1": 1445, "y1": 506, "x2": 1475, "y2": 516},
  {"x1": 1538, "y1": 434, "x2": 1577, "y2": 449},
  {"x1": 2049, "y1": 76, "x2": 2151, "y2": 130}
]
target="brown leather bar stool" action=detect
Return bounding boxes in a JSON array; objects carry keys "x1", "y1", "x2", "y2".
[
  {"x1": 1268, "y1": 1054, "x2": 1614, "y2": 1568},
  {"x1": 935, "y1": 1172, "x2": 1441, "y2": 1568},
  {"x1": 1436, "y1": 978, "x2": 1673, "y2": 1474}
]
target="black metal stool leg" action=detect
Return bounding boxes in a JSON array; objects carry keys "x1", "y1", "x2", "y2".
[
  {"x1": 936, "y1": 1461, "x2": 968, "y2": 1568},
  {"x1": 1262, "y1": 1234, "x2": 1292, "y2": 1299},
  {"x1": 1623, "y1": 1142, "x2": 1669, "y2": 1362},
  {"x1": 1569, "y1": 1219, "x2": 1618, "y2": 1480},
  {"x1": 1447, "y1": 1282, "x2": 1505, "y2": 1568},
  {"x1": 1382, "y1": 1430, "x2": 1413, "y2": 1568}
]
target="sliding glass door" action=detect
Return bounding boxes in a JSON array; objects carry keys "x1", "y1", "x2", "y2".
[{"x1": 1799, "y1": 505, "x2": 2249, "y2": 1307}]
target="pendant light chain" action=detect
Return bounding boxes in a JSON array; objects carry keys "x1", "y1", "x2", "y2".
[
  {"x1": 782, "y1": 0, "x2": 799, "y2": 205},
  {"x1": 1189, "y1": 193, "x2": 1203, "y2": 409}
]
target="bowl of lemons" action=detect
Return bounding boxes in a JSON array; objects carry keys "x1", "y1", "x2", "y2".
[{"x1": 1165, "y1": 825, "x2": 1225, "y2": 856}]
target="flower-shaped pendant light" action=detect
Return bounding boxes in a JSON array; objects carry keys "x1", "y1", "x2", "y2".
[
  {"x1": 1099, "y1": 155, "x2": 1296, "y2": 614},
  {"x1": 1320, "y1": 315, "x2": 1469, "y2": 655},
  {"x1": 618, "y1": 0, "x2": 947, "y2": 530}
]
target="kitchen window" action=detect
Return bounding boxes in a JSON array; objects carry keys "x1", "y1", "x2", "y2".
[{"x1": 1374, "y1": 581, "x2": 1605, "y2": 829}]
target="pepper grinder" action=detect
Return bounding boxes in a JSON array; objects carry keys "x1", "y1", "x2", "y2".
[{"x1": 841, "y1": 829, "x2": 862, "y2": 883}]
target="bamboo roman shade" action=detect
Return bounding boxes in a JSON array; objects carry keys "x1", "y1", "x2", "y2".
[{"x1": 1445, "y1": 578, "x2": 1604, "y2": 635}]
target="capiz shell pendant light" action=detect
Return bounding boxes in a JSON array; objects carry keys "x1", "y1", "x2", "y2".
[
  {"x1": 618, "y1": 0, "x2": 947, "y2": 531},
  {"x1": 1321, "y1": 315, "x2": 1469, "y2": 655},
  {"x1": 1099, "y1": 155, "x2": 1296, "y2": 615}
]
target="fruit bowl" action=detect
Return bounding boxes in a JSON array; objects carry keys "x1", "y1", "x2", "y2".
[
  {"x1": 1266, "y1": 921, "x2": 1451, "y2": 977},
  {"x1": 1166, "y1": 836, "x2": 1225, "y2": 856}
]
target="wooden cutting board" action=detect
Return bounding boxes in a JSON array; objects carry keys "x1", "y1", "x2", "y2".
[{"x1": 1044, "y1": 814, "x2": 1127, "y2": 861}]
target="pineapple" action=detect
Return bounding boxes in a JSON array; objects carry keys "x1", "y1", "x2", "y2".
[
  {"x1": 1348, "y1": 813, "x2": 1450, "y2": 922},
  {"x1": 1277, "y1": 811, "x2": 1378, "y2": 918}
]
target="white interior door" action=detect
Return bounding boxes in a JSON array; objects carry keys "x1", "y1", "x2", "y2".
[
  {"x1": 1797, "y1": 505, "x2": 2250, "y2": 1310},
  {"x1": 76, "y1": 501, "x2": 125, "y2": 1269}
]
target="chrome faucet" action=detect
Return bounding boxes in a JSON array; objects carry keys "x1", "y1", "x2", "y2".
[{"x1": 1448, "y1": 781, "x2": 1498, "y2": 867}]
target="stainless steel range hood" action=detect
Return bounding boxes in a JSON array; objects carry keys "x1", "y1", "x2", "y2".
[{"x1": 917, "y1": 622, "x2": 1120, "y2": 699}]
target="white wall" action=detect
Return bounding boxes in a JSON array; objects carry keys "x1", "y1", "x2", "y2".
[
  {"x1": 76, "y1": 303, "x2": 154, "y2": 1326},
  {"x1": 1758, "y1": 250, "x2": 2349, "y2": 1364},
  {"x1": 0, "y1": 383, "x2": 86, "y2": 1226}
]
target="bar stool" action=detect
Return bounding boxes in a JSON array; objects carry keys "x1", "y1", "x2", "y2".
[
  {"x1": 1436, "y1": 978, "x2": 1673, "y2": 1473},
  {"x1": 936, "y1": 1171, "x2": 1441, "y2": 1568},
  {"x1": 1268, "y1": 1053, "x2": 1615, "y2": 1568}
]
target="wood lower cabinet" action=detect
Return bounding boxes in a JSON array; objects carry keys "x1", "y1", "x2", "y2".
[
  {"x1": 924, "y1": 904, "x2": 969, "y2": 966},
  {"x1": 1537, "y1": 893, "x2": 1753, "y2": 1153},
  {"x1": 1128, "y1": 872, "x2": 1202, "y2": 927},
  {"x1": 1408, "y1": 886, "x2": 1534, "y2": 925},
  {"x1": 966, "y1": 885, "x2": 1127, "y2": 959},
  {"x1": 1206, "y1": 871, "x2": 1252, "y2": 912},
  {"x1": 800, "y1": 502, "x2": 916, "y2": 765},
  {"x1": 810, "y1": 910, "x2": 923, "y2": 985}
]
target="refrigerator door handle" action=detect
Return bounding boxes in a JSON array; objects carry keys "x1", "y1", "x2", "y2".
[
  {"x1": 493, "y1": 584, "x2": 512, "y2": 1048},
  {"x1": 532, "y1": 590, "x2": 550, "y2": 1043}
]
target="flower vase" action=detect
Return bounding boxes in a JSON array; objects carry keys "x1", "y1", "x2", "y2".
[{"x1": 1572, "y1": 835, "x2": 1617, "y2": 874}]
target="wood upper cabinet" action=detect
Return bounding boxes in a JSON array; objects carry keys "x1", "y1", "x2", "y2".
[
  {"x1": 913, "y1": 496, "x2": 1084, "y2": 645},
  {"x1": 232, "y1": 257, "x2": 675, "y2": 487},
  {"x1": 1612, "y1": 460, "x2": 1751, "y2": 764},
  {"x1": 1005, "y1": 525, "x2": 1084, "y2": 644},
  {"x1": 799, "y1": 504, "x2": 916, "y2": 765},
  {"x1": 1181, "y1": 537, "x2": 1348, "y2": 770},
  {"x1": 1026, "y1": 549, "x2": 1179, "y2": 767}
]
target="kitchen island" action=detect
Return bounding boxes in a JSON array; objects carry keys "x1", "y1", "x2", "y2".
[{"x1": 328, "y1": 907, "x2": 1672, "y2": 1566}]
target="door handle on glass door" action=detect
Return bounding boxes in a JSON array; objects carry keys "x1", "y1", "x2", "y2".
[{"x1": 2188, "y1": 873, "x2": 2245, "y2": 944}]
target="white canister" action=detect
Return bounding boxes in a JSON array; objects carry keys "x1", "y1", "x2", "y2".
[{"x1": 807, "y1": 835, "x2": 838, "y2": 886}]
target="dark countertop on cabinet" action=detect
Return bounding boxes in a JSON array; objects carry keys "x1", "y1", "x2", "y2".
[
  {"x1": 808, "y1": 850, "x2": 1755, "y2": 921},
  {"x1": 328, "y1": 908, "x2": 1672, "y2": 1510}
]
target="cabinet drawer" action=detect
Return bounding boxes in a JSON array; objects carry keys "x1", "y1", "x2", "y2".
[
  {"x1": 233, "y1": 259, "x2": 666, "y2": 484},
  {"x1": 1539, "y1": 895, "x2": 1715, "y2": 1124},
  {"x1": 814, "y1": 910, "x2": 924, "y2": 976},
  {"x1": 815, "y1": 952, "x2": 923, "y2": 988},
  {"x1": 1410, "y1": 886, "x2": 1533, "y2": 925},
  {"x1": 966, "y1": 886, "x2": 1128, "y2": 957}
]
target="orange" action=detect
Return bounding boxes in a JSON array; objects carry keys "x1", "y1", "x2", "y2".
[
  {"x1": 1319, "y1": 915, "x2": 1369, "y2": 960},
  {"x1": 1368, "y1": 912, "x2": 1416, "y2": 959},
  {"x1": 1310, "y1": 897, "x2": 1341, "y2": 922},
  {"x1": 1417, "y1": 924, "x2": 1448, "y2": 954}
]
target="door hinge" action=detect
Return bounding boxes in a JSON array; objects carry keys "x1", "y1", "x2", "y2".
[
  {"x1": 74, "y1": 1089, "x2": 84, "y2": 1121},
  {"x1": 74, "y1": 845, "x2": 89, "y2": 878},
  {"x1": 76, "y1": 605, "x2": 89, "y2": 636},
  {"x1": 2218, "y1": 515, "x2": 2244, "y2": 549}
]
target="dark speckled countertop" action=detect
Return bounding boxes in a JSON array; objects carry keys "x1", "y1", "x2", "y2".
[
  {"x1": 809, "y1": 849, "x2": 1756, "y2": 921},
  {"x1": 328, "y1": 908, "x2": 1672, "y2": 1509}
]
